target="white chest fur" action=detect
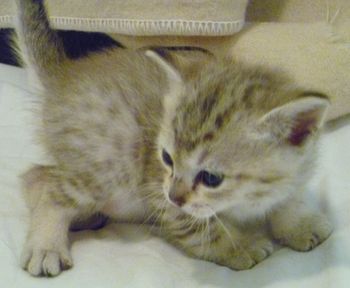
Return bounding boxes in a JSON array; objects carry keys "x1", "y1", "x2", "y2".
[{"x1": 101, "y1": 188, "x2": 147, "y2": 223}]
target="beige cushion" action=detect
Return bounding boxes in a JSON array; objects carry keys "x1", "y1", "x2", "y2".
[
  {"x1": 248, "y1": 0, "x2": 348, "y2": 22},
  {"x1": 247, "y1": 0, "x2": 350, "y2": 41},
  {"x1": 229, "y1": 23, "x2": 350, "y2": 122},
  {"x1": 244, "y1": 0, "x2": 350, "y2": 121},
  {"x1": 0, "y1": 0, "x2": 248, "y2": 36}
]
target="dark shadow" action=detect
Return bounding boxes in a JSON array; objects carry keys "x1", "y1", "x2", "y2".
[
  {"x1": 246, "y1": 0, "x2": 288, "y2": 22},
  {"x1": 325, "y1": 114, "x2": 350, "y2": 133},
  {"x1": 0, "y1": 28, "x2": 124, "y2": 67},
  {"x1": 57, "y1": 30, "x2": 124, "y2": 59},
  {"x1": 0, "y1": 29, "x2": 18, "y2": 66},
  {"x1": 70, "y1": 213, "x2": 109, "y2": 232},
  {"x1": 69, "y1": 222, "x2": 153, "y2": 247}
]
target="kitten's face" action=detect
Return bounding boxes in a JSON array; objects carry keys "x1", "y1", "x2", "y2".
[
  {"x1": 158, "y1": 119, "x2": 310, "y2": 221},
  {"x1": 149, "y1": 51, "x2": 327, "y2": 221}
]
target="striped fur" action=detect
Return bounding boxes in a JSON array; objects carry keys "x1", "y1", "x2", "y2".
[
  {"x1": 17, "y1": 0, "x2": 332, "y2": 277},
  {"x1": 16, "y1": 0, "x2": 66, "y2": 76}
]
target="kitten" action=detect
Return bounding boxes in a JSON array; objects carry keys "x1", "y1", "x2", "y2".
[{"x1": 16, "y1": 0, "x2": 332, "y2": 277}]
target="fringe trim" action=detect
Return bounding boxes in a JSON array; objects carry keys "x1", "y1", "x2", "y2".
[
  {"x1": 0, "y1": 15, "x2": 244, "y2": 36},
  {"x1": 0, "y1": 15, "x2": 12, "y2": 27}
]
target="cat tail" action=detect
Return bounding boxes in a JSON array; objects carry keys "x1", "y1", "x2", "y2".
[{"x1": 14, "y1": 0, "x2": 67, "y2": 83}]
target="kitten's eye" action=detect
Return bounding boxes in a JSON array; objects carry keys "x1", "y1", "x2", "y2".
[
  {"x1": 196, "y1": 170, "x2": 223, "y2": 188},
  {"x1": 162, "y1": 149, "x2": 173, "y2": 167}
]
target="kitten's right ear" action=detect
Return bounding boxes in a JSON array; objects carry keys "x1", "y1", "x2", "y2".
[{"x1": 145, "y1": 48, "x2": 184, "y2": 92}]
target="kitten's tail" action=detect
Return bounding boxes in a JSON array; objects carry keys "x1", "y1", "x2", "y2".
[{"x1": 15, "y1": 0, "x2": 66, "y2": 81}]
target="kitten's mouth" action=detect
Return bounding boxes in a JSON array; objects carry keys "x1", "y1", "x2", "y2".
[
  {"x1": 164, "y1": 191, "x2": 215, "y2": 218},
  {"x1": 183, "y1": 203, "x2": 215, "y2": 219}
]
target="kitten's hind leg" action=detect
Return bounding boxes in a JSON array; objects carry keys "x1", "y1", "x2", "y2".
[{"x1": 20, "y1": 165, "x2": 94, "y2": 277}]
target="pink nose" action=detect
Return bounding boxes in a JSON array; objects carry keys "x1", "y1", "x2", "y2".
[{"x1": 169, "y1": 194, "x2": 186, "y2": 207}]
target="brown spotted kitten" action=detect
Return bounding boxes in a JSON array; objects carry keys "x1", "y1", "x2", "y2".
[{"x1": 16, "y1": 0, "x2": 332, "y2": 277}]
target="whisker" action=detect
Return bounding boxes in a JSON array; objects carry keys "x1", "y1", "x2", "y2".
[
  {"x1": 138, "y1": 191, "x2": 163, "y2": 202},
  {"x1": 330, "y1": 7, "x2": 341, "y2": 24},
  {"x1": 212, "y1": 212, "x2": 236, "y2": 250},
  {"x1": 157, "y1": 200, "x2": 169, "y2": 234},
  {"x1": 326, "y1": 0, "x2": 330, "y2": 23},
  {"x1": 194, "y1": 218, "x2": 209, "y2": 256},
  {"x1": 205, "y1": 217, "x2": 213, "y2": 258},
  {"x1": 149, "y1": 199, "x2": 168, "y2": 233},
  {"x1": 188, "y1": 215, "x2": 199, "y2": 232},
  {"x1": 205, "y1": 217, "x2": 211, "y2": 242}
]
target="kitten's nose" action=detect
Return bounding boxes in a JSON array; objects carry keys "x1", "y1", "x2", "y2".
[
  {"x1": 169, "y1": 194, "x2": 186, "y2": 207},
  {"x1": 168, "y1": 178, "x2": 188, "y2": 207}
]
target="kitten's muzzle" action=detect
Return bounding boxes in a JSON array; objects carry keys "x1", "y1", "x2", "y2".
[{"x1": 167, "y1": 179, "x2": 189, "y2": 207}]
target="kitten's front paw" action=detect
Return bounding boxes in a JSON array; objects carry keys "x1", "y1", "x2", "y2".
[
  {"x1": 245, "y1": 237, "x2": 275, "y2": 264},
  {"x1": 225, "y1": 238, "x2": 275, "y2": 270},
  {"x1": 21, "y1": 243, "x2": 73, "y2": 277},
  {"x1": 226, "y1": 248, "x2": 255, "y2": 270},
  {"x1": 273, "y1": 214, "x2": 333, "y2": 251}
]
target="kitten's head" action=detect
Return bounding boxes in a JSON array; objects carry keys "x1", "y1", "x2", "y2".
[{"x1": 146, "y1": 49, "x2": 329, "y2": 221}]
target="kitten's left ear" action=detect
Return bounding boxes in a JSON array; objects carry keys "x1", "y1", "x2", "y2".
[
  {"x1": 145, "y1": 47, "x2": 214, "y2": 90},
  {"x1": 258, "y1": 93, "x2": 330, "y2": 146},
  {"x1": 145, "y1": 48, "x2": 184, "y2": 92}
]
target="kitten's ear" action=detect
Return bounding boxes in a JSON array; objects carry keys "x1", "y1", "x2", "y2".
[
  {"x1": 145, "y1": 48, "x2": 184, "y2": 91},
  {"x1": 145, "y1": 47, "x2": 214, "y2": 85},
  {"x1": 258, "y1": 94, "x2": 330, "y2": 146}
]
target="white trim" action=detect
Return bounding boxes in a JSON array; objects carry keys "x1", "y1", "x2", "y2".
[
  {"x1": 0, "y1": 15, "x2": 244, "y2": 36},
  {"x1": 0, "y1": 15, "x2": 12, "y2": 27}
]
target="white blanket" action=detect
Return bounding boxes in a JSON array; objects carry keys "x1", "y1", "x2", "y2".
[{"x1": 0, "y1": 63, "x2": 349, "y2": 288}]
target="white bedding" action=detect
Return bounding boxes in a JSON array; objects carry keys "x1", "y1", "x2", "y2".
[{"x1": 1, "y1": 63, "x2": 349, "y2": 288}]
